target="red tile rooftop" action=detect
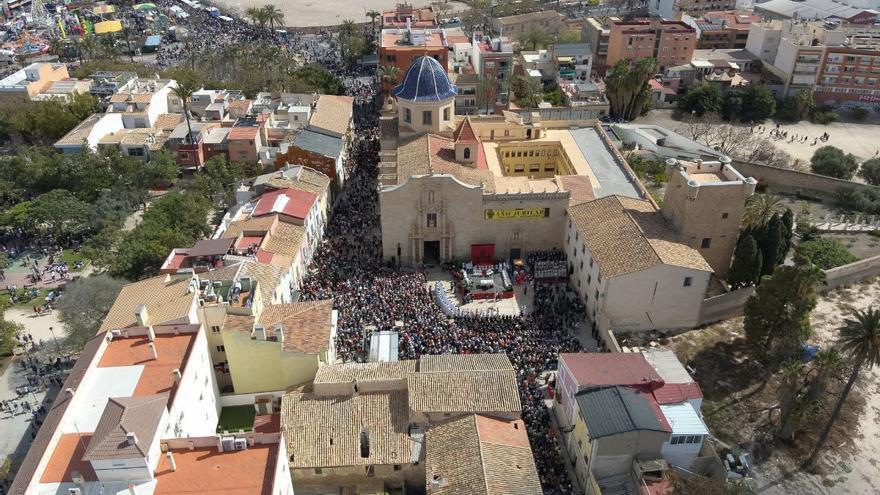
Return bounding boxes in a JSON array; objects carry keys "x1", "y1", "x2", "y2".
[
  {"x1": 166, "y1": 253, "x2": 192, "y2": 271},
  {"x1": 41, "y1": 433, "x2": 96, "y2": 483},
  {"x1": 98, "y1": 334, "x2": 195, "y2": 397},
  {"x1": 253, "y1": 414, "x2": 280, "y2": 434},
  {"x1": 154, "y1": 445, "x2": 277, "y2": 495},
  {"x1": 237, "y1": 235, "x2": 265, "y2": 250},
  {"x1": 561, "y1": 353, "x2": 661, "y2": 388}
]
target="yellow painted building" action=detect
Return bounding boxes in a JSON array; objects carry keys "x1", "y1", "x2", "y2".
[
  {"x1": 220, "y1": 300, "x2": 337, "y2": 394},
  {"x1": 496, "y1": 141, "x2": 576, "y2": 178}
]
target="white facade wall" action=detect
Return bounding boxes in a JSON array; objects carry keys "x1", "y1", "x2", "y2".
[
  {"x1": 660, "y1": 435, "x2": 704, "y2": 468},
  {"x1": 649, "y1": 0, "x2": 676, "y2": 20},
  {"x1": 148, "y1": 85, "x2": 174, "y2": 126},
  {"x1": 164, "y1": 327, "x2": 220, "y2": 439},
  {"x1": 272, "y1": 434, "x2": 295, "y2": 495}
]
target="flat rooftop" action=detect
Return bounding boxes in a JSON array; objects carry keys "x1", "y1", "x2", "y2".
[
  {"x1": 381, "y1": 30, "x2": 446, "y2": 48},
  {"x1": 98, "y1": 334, "x2": 196, "y2": 397},
  {"x1": 40, "y1": 433, "x2": 95, "y2": 483},
  {"x1": 689, "y1": 172, "x2": 726, "y2": 184},
  {"x1": 154, "y1": 446, "x2": 278, "y2": 495}
]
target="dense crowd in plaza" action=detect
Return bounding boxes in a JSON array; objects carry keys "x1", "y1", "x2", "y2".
[{"x1": 297, "y1": 82, "x2": 583, "y2": 493}]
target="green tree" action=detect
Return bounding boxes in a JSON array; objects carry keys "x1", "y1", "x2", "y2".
[
  {"x1": 23, "y1": 189, "x2": 93, "y2": 243},
  {"x1": 378, "y1": 65, "x2": 401, "y2": 88},
  {"x1": 245, "y1": 6, "x2": 266, "y2": 27},
  {"x1": 740, "y1": 84, "x2": 776, "y2": 122},
  {"x1": 744, "y1": 257, "x2": 825, "y2": 369},
  {"x1": 728, "y1": 235, "x2": 762, "y2": 289},
  {"x1": 55, "y1": 274, "x2": 124, "y2": 348},
  {"x1": 858, "y1": 157, "x2": 880, "y2": 186},
  {"x1": 261, "y1": 4, "x2": 285, "y2": 30},
  {"x1": 797, "y1": 238, "x2": 857, "y2": 269},
  {"x1": 148, "y1": 150, "x2": 179, "y2": 188},
  {"x1": 0, "y1": 318, "x2": 22, "y2": 356},
  {"x1": 805, "y1": 307, "x2": 880, "y2": 468},
  {"x1": 519, "y1": 26, "x2": 551, "y2": 50},
  {"x1": 811, "y1": 146, "x2": 858, "y2": 180},
  {"x1": 678, "y1": 83, "x2": 723, "y2": 117},
  {"x1": 511, "y1": 75, "x2": 543, "y2": 108},
  {"x1": 776, "y1": 360, "x2": 807, "y2": 440},
  {"x1": 366, "y1": 9, "x2": 381, "y2": 31},
  {"x1": 555, "y1": 29, "x2": 582, "y2": 44},
  {"x1": 606, "y1": 57, "x2": 658, "y2": 121},
  {"x1": 807, "y1": 347, "x2": 844, "y2": 402},
  {"x1": 743, "y1": 194, "x2": 785, "y2": 227},
  {"x1": 759, "y1": 214, "x2": 785, "y2": 276}
]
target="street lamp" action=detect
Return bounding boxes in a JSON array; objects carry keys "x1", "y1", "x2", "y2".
[{"x1": 48, "y1": 326, "x2": 60, "y2": 354}]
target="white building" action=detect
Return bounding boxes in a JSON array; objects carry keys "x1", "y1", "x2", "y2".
[{"x1": 566, "y1": 195, "x2": 713, "y2": 335}]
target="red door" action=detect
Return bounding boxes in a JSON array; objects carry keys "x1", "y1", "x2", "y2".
[{"x1": 471, "y1": 244, "x2": 495, "y2": 265}]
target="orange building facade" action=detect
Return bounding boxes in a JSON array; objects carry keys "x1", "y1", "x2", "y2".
[
  {"x1": 379, "y1": 28, "x2": 448, "y2": 92},
  {"x1": 607, "y1": 19, "x2": 696, "y2": 72}
]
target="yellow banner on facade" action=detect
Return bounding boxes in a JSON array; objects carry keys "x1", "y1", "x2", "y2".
[{"x1": 484, "y1": 208, "x2": 548, "y2": 220}]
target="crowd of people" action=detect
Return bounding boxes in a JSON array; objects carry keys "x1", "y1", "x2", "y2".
[{"x1": 295, "y1": 82, "x2": 583, "y2": 492}]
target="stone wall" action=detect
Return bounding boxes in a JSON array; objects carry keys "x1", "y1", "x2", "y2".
[
  {"x1": 732, "y1": 160, "x2": 879, "y2": 197},
  {"x1": 823, "y1": 254, "x2": 880, "y2": 292}
]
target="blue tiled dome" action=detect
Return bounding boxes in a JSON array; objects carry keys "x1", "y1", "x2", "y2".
[{"x1": 393, "y1": 56, "x2": 458, "y2": 102}]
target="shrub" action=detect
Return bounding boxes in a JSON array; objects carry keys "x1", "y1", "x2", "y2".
[
  {"x1": 797, "y1": 238, "x2": 857, "y2": 269},
  {"x1": 850, "y1": 107, "x2": 870, "y2": 121},
  {"x1": 812, "y1": 109, "x2": 838, "y2": 124}
]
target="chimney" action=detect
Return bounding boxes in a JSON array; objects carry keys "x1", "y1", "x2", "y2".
[
  {"x1": 148, "y1": 343, "x2": 158, "y2": 360},
  {"x1": 126, "y1": 432, "x2": 138, "y2": 446},
  {"x1": 172, "y1": 369, "x2": 182, "y2": 383},
  {"x1": 254, "y1": 324, "x2": 266, "y2": 341},
  {"x1": 147, "y1": 326, "x2": 156, "y2": 341},
  {"x1": 135, "y1": 305, "x2": 151, "y2": 327},
  {"x1": 166, "y1": 451, "x2": 177, "y2": 471}
]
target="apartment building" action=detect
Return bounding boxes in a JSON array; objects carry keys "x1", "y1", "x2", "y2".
[
  {"x1": 493, "y1": 10, "x2": 565, "y2": 37},
  {"x1": 754, "y1": 0, "x2": 878, "y2": 24},
  {"x1": 556, "y1": 351, "x2": 708, "y2": 494},
  {"x1": 379, "y1": 26, "x2": 449, "y2": 92},
  {"x1": 8, "y1": 273, "x2": 295, "y2": 495},
  {"x1": 815, "y1": 32, "x2": 880, "y2": 107},
  {"x1": 607, "y1": 19, "x2": 697, "y2": 72},
  {"x1": 0, "y1": 63, "x2": 86, "y2": 101},
  {"x1": 649, "y1": 0, "x2": 737, "y2": 20},
  {"x1": 686, "y1": 11, "x2": 760, "y2": 49},
  {"x1": 583, "y1": 17, "x2": 614, "y2": 75}
]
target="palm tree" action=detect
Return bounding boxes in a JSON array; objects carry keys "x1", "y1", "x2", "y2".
[
  {"x1": 743, "y1": 194, "x2": 786, "y2": 227},
  {"x1": 804, "y1": 307, "x2": 880, "y2": 468},
  {"x1": 366, "y1": 10, "x2": 380, "y2": 32},
  {"x1": 245, "y1": 6, "x2": 264, "y2": 27},
  {"x1": 338, "y1": 19, "x2": 358, "y2": 63},
  {"x1": 807, "y1": 347, "x2": 844, "y2": 402},
  {"x1": 170, "y1": 74, "x2": 200, "y2": 145},
  {"x1": 378, "y1": 65, "x2": 400, "y2": 88},
  {"x1": 262, "y1": 4, "x2": 284, "y2": 31}
]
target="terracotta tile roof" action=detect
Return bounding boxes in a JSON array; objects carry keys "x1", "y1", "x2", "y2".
[
  {"x1": 98, "y1": 334, "x2": 196, "y2": 397},
  {"x1": 82, "y1": 394, "x2": 168, "y2": 461},
  {"x1": 9, "y1": 332, "x2": 106, "y2": 494},
  {"x1": 99, "y1": 275, "x2": 196, "y2": 332},
  {"x1": 258, "y1": 300, "x2": 334, "y2": 354},
  {"x1": 314, "y1": 360, "x2": 418, "y2": 384},
  {"x1": 223, "y1": 313, "x2": 255, "y2": 333},
  {"x1": 408, "y1": 370, "x2": 521, "y2": 414},
  {"x1": 556, "y1": 175, "x2": 596, "y2": 207},
  {"x1": 453, "y1": 117, "x2": 479, "y2": 144},
  {"x1": 419, "y1": 353, "x2": 514, "y2": 372},
  {"x1": 309, "y1": 95, "x2": 353, "y2": 137},
  {"x1": 426, "y1": 415, "x2": 542, "y2": 495},
  {"x1": 239, "y1": 261, "x2": 285, "y2": 304},
  {"x1": 154, "y1": 113, "x2": 184, "y2": 131},
  {"x1": 110, "y1": 93, "x2": 154, "y2": 103},
  {"x1": 39, "y1": 433, "x2": 97, "y2": 483},
  {"x1": 222, "y1": 216, "x2": 278, "y2": 239},
  {"x1": 281, "y1": 390, "x2": 412, "y2": 467},
  {"x1": 259, "y1": 220, "x2": 306, "y2": 260},
  {"x1": 265, "y1": 167, "x2": 330, "y2": 196},
  {"x1": 200, "y1": 263, "x2": 243, "y2": 282},
  {"x1": 395, "y1": 134, "x2": 495, "y2": 192},
  {"x1": 55, "y1": 113, "x2": 101, "y2": 146},
  {"x1": 567, "y1": 195, "x2": 712, "y2": 278},
  {"x1": 229, "y1": 126, "x2": 259, "y2": 141},
  {"x1": 652, "y1": 382, "x2": 703, "y2": 405},
  {"x1": 154, "y1": 445, "x2": 278, "y2": 495}
]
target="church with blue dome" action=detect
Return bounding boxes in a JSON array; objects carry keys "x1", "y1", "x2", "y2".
[{"x1": 391, "y1": 55, "x2": 458, "y2": 134}]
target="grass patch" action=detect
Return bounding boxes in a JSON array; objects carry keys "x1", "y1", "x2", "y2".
[
  {"x1": 0, "y1": 288, "x2": 52, "y2": 309},
  {"x1": 216, "y1": 405, "x2": 256, "y2": 433},
  {"x1": 59, "y1": 250, "x2": 89, "y2": 272}
]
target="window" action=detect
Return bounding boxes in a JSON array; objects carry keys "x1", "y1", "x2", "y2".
[
  {"x1": 427, "y1": 213, "x2": 437, "y2": 228},
  {"x1": 595, "y1": 289, "x2": 599, "y2": 300},
  {"x1": 314, "y1": 468, "x2": 324, "y2": 475},
  {"x1": 683, "y1": 277, "x2": 693, "y2": 287},
  {"x1": 464, "y1": 147, "x2": 471, "y2": 159},
  {"x1": 721, "y1": 212, "x2": 729, "y2": 219},
  {"x1": 504, "y1": 129, "x2": 510, "y2": 137},
  {"x1": 404, "y1": 108, "x2": 411, "y2": 123},
  {"x1": 393, "y1": 464, "x2": 402, "y2": 471},
  {"x1": 428, "y1": 191, "x2": 435, "y2": 203},
  {"x1": 443, "y1": 107, "x2": 450, "y2": 121},
  {"x1": 701, "y1": 237, "x2": 712, "y2": 248},
  {"x1": 210, "y1": 325, "x2": 221, "y2": 333},
  {"x1": 128, "y1": 147, "x2": 145, "y2": 157},
  {"x1": 216, "y1": 345, "x2": 225, "y2": 352},
  {"x1": 422, "y1": 110, "x2": 432, "y2": 125}
]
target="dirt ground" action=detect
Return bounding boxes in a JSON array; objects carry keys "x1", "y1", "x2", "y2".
[
  {"x1": 210, "y1": 0, "x2": 468, "y2": 27},
  {"x1": 667, "y1": 277, "x2": 880, "y2": 495}
]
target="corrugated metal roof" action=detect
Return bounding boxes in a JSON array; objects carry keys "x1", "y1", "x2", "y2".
[
  {"x1": 659, "y1": 403, "x2": 708, "y2": 436},
  {"x1": 642, "y1": 348, "x2": 693, "y2": 384},
  {"x1": 575, "y1": 386, "x2": 669, "y2": 440},
  {"x1": 293, "y1": 129, "x2": 343, "y2": 158}
]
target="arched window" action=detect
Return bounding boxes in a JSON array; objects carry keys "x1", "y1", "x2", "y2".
[{"x1": 463, "y1": 147, "x2": 471, "y2": 159}]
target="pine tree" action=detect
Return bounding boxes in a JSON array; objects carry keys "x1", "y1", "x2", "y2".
[
  {"x1": 780, "y1": 209, "x2": 794, "y2": 262},
  {"x1": 729, "y1": 236, "x2": 762, "y2": 289},
  {"x1": 760, "y1": 214, "x2": 784, "y2": 276}
]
